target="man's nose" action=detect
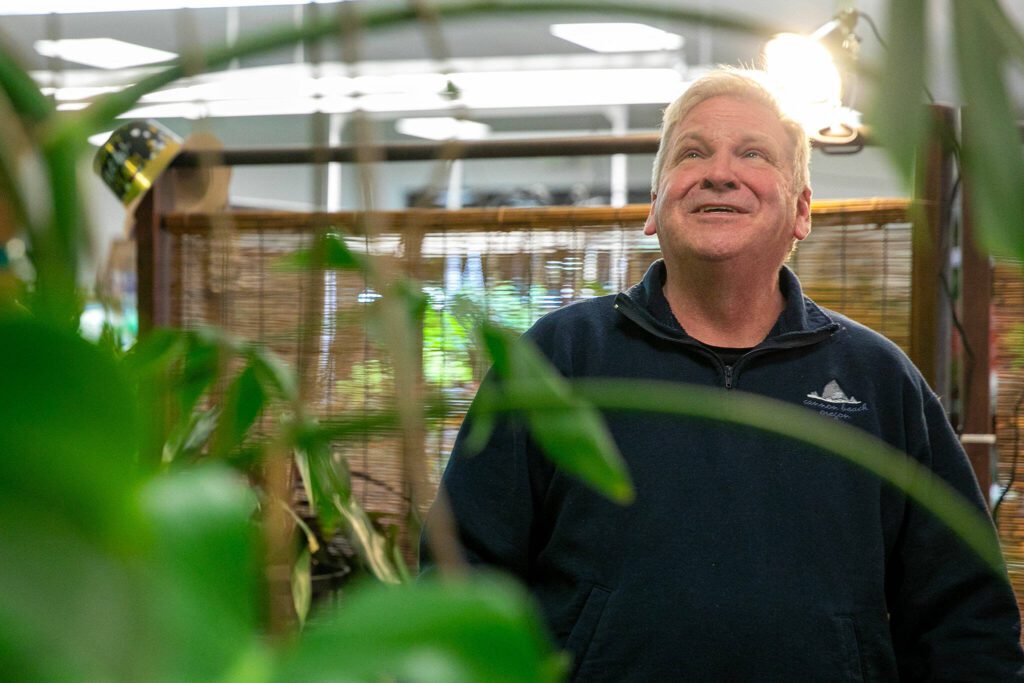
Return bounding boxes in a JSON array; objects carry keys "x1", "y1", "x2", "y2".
[{"x1": 700, "y1": 154, "x2": 739, "y2": 190}]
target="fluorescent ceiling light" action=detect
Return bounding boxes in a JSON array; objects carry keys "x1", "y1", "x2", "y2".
[
  {"x1": 88, "y1": 131, "x2": 114, "y2": 146},
  {"x1": 550, "y1": 23, "x2": 684, "y2": 53},
  {"x1": 35, "y1": 38, "x2": 177, "y2": 70},
  {"x1": 45, "y1": 56, "x2": 687, "y2": 119},
  {"x1": 396, "y1": 117, "x2": 491, "y2": 141},
  {"x1": 113, "y1": 68, "x2": 684, "y2": 118},
  {"x1": 1, "y1": 0, "x2": 345, "y2": 14}
]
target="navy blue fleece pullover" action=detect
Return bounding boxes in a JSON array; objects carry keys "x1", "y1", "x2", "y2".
[{"x1": 430, "y1": 260, "x2": 1024, "y2": 681}]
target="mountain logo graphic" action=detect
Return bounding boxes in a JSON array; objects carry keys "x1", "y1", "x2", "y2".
[{"x1": 806, "y1": 380, "x2": 863, "y2": 405}]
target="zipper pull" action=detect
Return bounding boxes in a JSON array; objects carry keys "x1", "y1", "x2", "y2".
[{"x1": 724, "y1": 364, "x2": 734, "y2": 389}]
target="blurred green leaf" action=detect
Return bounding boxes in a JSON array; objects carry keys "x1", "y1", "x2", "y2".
[
  {"x1": 163, "y1": 406, "x2": 220, "y2": 464},
  {"x1": 35, "y1": 142, "x2": 85, "y2": 327},
  {"x1": 275, "y1": 231, "x2": 366, "y2": 272},
  {"x1": 978, "y1": 0, "x2": 1024, "y2": 65},
  {"x1": 953, "y1": 0, "x2": 1024, "y2": 258},
  {"x1": 0, "y1": 111, "x2": 32, "y2": 236},
  {"x1": 180, "y1": 332, "x2": 223, "y2": 416},
  {"x1": 0, "y1": 497, "x2": 148, "y2": 682},
  {"x1": 392, "y1": 279, "x2": 429, "y2": 322},
  {"x1": 123, "y1": 327, "x2": 186, "y2": 374},
  {"x1": 0, "y1": 35, "x2": 54, "y2": 123},
  {"x1": 366, "y1": 280, "x2": 429, "y2": 349},
  {"x1": 294, "y1": 448, "x2": 319, "y2": 518},
  {"x1": 275, "y1": 575, "x2": 565, "y2": 683},
  {"x1": 294, "y1": 423, "x2": 347, "y2": 535},
  {"x1": 332, "y1": 496, "x2": 406, "y2": 585},
  {"x1": 476, "y1": 322, "x2": 634, "y2": 504},
  {"x1": 292, "y1": 548, "x2": 313, "y2": 628},
  {"x1": 251, "y1": 346, "x2": 300, "y2": 403},
  {"x1": 0, "y1": 316, "x2": 140, "y2": 540},
  {"x1": 138, "y1": 464, "x2": 263, "y2": 680},
  {"x1": 211, "y1": 362, "x2": 267, "y2": 459},
  {"x1": 124, "y1": 328, "x2": 188, "y2": 469},
  {"x1": 870, "y1": 0, "x2": 927, "y2": 184}
]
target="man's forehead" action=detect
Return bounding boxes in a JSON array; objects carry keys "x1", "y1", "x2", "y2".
[
  {"x1": 671, "y1": 97, "x2": 789, "y2": 146},
  {"x1": 672, "y1": 129, "x2": 780, "y2": 146}
]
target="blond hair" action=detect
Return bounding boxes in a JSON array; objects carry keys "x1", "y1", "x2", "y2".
[{"x1": 651, "y1": 69, "x2": 810, "y2": 194}]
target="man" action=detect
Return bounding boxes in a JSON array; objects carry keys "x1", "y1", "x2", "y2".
[{"x1": 426, "y1": 70, "x2": 1024, "y2": 680}]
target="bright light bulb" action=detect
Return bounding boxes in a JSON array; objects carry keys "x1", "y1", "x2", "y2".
[{"x1": 764, "y1": 33, "x2": 842, "y2": 130}]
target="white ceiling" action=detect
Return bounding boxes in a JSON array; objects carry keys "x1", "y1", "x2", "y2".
[{"x1": 2, "y1": 1, "x2": 1022, "y2": 134}]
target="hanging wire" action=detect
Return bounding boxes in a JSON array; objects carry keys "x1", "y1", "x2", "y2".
[
  {"x1": 993, "y1": 388, "x2": 1024, "y2": 521},
  {"x1": 881, "y1": 221, "x2": 889, "y2": 337},
  {"x1": 840, "y1": 222, "x2": 848, "y2": 312},
  {"x1": 437, "y1": 225, "x2": 448, "y2": 477}
]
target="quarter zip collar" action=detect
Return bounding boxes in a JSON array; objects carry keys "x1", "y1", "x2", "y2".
[{"x1": 614, "y1": 259, "x2": 839, "y2": 351}]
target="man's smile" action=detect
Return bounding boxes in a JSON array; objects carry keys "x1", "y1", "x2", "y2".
[{"x1": 691, "y1": 204, "x2": 748, "y2": 214}]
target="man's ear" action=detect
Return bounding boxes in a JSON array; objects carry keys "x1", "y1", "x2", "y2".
[
  {"x1": 643, "y1": 192, "x2": 658, "y2": 236},
  {"x1": 793, "y1": 186, "x2": 812, "y2": 241}
]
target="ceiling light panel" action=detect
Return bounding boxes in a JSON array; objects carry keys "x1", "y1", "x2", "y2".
[
  {"x1": 35, "y1": 38, "x2": 177, "y2": 70},
  {"x1": 550, "y1": 23, "x2": 684, "y2": 53},
  {"x1": 396, "y1": 117, "x2": 491, "y2": 141}
]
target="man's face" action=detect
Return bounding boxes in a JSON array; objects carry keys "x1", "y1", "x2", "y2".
[{"x1": 644, "y1": 95, "x2": 811, "y2": 270}]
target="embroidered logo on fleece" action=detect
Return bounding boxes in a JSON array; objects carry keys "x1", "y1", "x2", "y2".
[{"x1": 803, "y1": 380, "x2": 868, "y2": 420}]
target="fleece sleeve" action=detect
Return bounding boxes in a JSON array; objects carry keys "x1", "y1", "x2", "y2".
[
  {"x1": 420, "y1": 371, "x2": 552, "y2": 580},
  {"x1": 887, "y1": 388, "x2": 1024, "y2": 681}
]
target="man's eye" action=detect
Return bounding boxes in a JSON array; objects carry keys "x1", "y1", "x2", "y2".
[
  {"x1": 743, "y1": 150, "x2": 765, "y2": 159},
  {"x1": 681, "y1": 150, "x2": 702, "y2": 159}
]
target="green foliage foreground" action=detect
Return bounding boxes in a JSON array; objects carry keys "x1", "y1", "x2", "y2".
[{"x1": 0, "y1": 315, "x2": 564, "y2": 682}]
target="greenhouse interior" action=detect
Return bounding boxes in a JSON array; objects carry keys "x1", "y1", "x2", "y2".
[{"x1": 2, "y1": 1, "x2": 1024, "y2": 680}]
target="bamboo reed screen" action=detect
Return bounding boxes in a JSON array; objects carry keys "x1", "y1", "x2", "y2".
[
  {"x1": 992, "y1": 260, "x2": 1024, "y2": 616},
  {"x1": 163, "y1": 199, "x2": 913, "y2": 550}
]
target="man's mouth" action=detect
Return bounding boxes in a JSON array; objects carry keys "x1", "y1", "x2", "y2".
[{"x1": 694, "y1": 205, "x2": 744, "y2": 214}]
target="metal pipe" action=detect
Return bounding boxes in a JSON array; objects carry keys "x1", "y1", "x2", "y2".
[{"x1": 170, "y1": 130, "x2": 872, "y2": 168}]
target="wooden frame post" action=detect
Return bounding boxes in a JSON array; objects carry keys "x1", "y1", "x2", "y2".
[
  {"x1": 959, "y1": 109, "x2": 995, "y2": 497},
  {"x1": 910, "y1": 105, "x2": 957, "y2": 408},
  {"x1": 133, "y1": 171, "x2": 178, "y2": 335}
]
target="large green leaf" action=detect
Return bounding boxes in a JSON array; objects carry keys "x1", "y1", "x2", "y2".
[
  {"x1": 0, "y1": 315, "x2": 140, "y2": 539},
  {"x1": 0, "y1": 320, "x2": 265, "y2": 681},
  {"x1": 0, "y1": 466, "x2": 265, "y2": 682},
  {"x1": 124, "y1": 328, "x2": 189, "y2": 467},
  {"x1": 870, "y1": 0, "x2": 928, "y2": 184},
  {"x1": 275, "y1": 575, "x2": 565, "y2": 683},
  {"x1": 475, "y1": 323, "x2": 634, "y2": 504},
  {"x1": 953, "y1": 0, "x2": 1024, "y2": 258},
  {"x1": 137, "y1": 464, "x2": 263, "y2": 680},
  {"x1": 179, "y1": 330, "x2": 224, "y2": 416},
  {"x1": 250, "y1": 346, "x2": 300, "y2": 403},
  {"x1": 210, "y1": 362, "x2": 267, "y2": 459},
  {"x1": 0, "y1": 496, "x2": 148, "y2": 682},
  {"x1": 35, "y1": 142, "x2": 85, "y2": 327},
  {"x1": 0, "y1": 34, "x2": 53, "y2": 123},
  {"x1": 977, "y1": 0, "x2": 1024, "y2": 66}
]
